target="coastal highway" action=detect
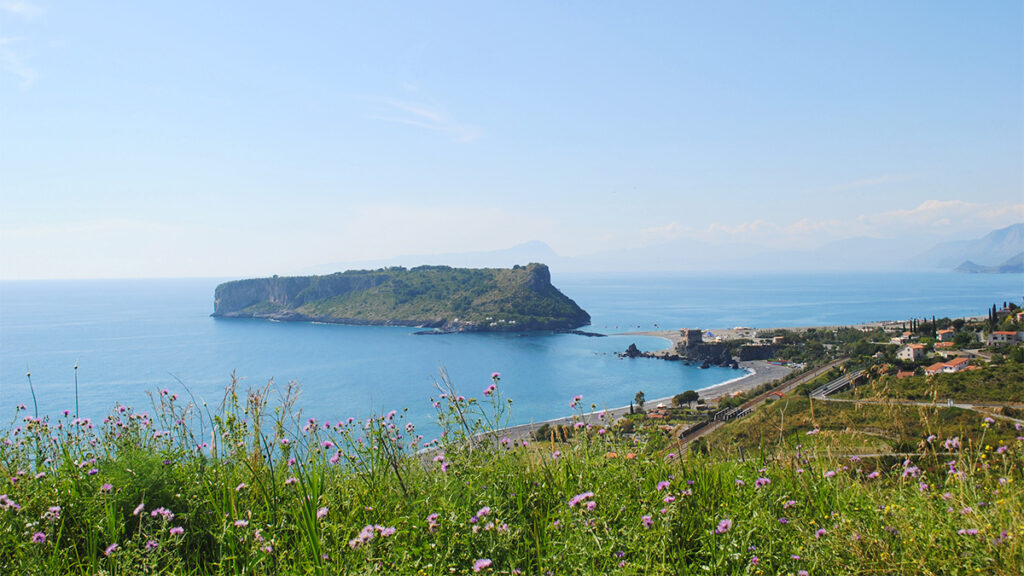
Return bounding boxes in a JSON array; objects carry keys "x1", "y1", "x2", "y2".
[{"x1": 674, "y1": 359, "x2": 848, "y2": 449}]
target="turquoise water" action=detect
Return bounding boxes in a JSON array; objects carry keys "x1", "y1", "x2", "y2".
[{"x1": 1, "y1": 271, "x2": 1020, "y2": 438}]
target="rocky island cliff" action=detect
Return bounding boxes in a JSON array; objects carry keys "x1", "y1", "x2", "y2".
[{"x1": 212, "y1": 263, "x2": 591, "y2": 332}]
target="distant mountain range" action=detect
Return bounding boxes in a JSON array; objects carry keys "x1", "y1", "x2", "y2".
[
  {"x1": 916, "y1": 223, "x2": 1024, "y2": 269},
  {"x1": 304, "y1": 223, "x2": 1024, "y2": 274},
  {"x1": 954, "y1": 252, "x2": 1024, "y2": 274}
]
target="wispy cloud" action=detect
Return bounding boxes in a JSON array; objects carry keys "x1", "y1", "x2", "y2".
[
  {"x1": 0, "y1": 37, "x2": 37, "y2": 87},
  {"x1": 823, "y1": 174, "x2": 918, "y2": 193},
  {"x1": 1, "y1": 1, "x2": 43, "y2": 18},
  {"x1": 642, "y1": 200, "x2": 1024, "y2": 250},
  {"x1": 370, "y1": 97, "x2": 481, "y2": 142},
  {"x1": 0, "y1": 2, "x2": 42, "y2": 88}
]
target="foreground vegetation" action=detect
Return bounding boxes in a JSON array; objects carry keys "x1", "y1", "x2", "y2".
[{"x1": 1, "y1": 373, "x2": 1022, "y2": 575}]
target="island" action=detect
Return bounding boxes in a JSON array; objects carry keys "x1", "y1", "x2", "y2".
[{"x1": 212, "y1": 263, "x2": 591, "y2": 332}]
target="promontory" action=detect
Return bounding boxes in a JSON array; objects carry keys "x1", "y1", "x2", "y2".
[{"x1": 212, "y1": 263, "x2": 591, "y2": 332}]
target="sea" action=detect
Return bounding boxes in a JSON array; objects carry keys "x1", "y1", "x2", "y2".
[{"x1": 1, "y1": 271, "x2": 1020, "y2": 439}]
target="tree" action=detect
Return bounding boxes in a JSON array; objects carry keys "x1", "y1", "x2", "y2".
[
  {"x1": 679, "y1": 387, "x2": 696, "y2": 405},
  {"x1": 953, "y1": 331, "x2": 977, "y2": 348},
  {"x1": 634, "y1": 390, "x2": 646, "y2": 410}
]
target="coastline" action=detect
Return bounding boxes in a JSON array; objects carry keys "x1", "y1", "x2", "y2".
[{"x1": 493, "y1": 359, "x2": 793, "y2": 442}]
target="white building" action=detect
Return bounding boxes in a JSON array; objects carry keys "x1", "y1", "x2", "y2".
[{"x1": 897, "y1": 344, "x2": 926, "y2": 362}]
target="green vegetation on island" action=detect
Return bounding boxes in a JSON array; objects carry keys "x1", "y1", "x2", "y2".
[{"x1": 212, "y1": 263, "x2": 591, "y2": 332}]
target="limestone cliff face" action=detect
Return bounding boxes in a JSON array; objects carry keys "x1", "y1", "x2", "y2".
[{"x1": 212, "y1": 263, "x2": 590, "y2": 332}]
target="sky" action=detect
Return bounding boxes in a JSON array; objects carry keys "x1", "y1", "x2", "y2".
[{"x1": 1, "y1": 1, "x2": 1022, "y2": 279}]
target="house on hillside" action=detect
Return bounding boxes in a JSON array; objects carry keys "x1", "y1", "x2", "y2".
[
  {"x1": 897, "y1": 343, "x2": 926, "y2": 362},
  {"x1": 943, "y1": 357, "x2": 970, "y2": 373},
  {"x1": 987, "y1": 331, "x2": 1023, "y2": 346},
  {"x1": 925, "y1": 357, "x2": 972, "y2": 376},
  {"x1": 937, "y1": 329, "x2": 955, "y2": 342},
  {"x1": 896, "y1": 371, "x2": 915, "y2": 379}
]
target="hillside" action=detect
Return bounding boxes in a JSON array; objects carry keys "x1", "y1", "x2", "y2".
[{"x1": 212, "y1": 263, "x2": 591, "y2": 332}]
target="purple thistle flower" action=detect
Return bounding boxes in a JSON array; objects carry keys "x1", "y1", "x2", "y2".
[
  {"x1": 816, "y1": 528, "x2": 827, "y2": 538},
  {"x1": 473, "y1": 558, "x2": 492, "y2": 572},
  {"x1": 145, "y1": 540, "x2": 159, "y2": 551},
  {"x1": 100, "y1": 483, "x2": 113, "y2": 493},
  {"x1": 641, "y1": 515, "x2": 653, "y2": 529},
  {"x1": 169, "y1": 526, "x2": 184, "y2": 536},
  {"x1": 755, "y1": 477, "x2": 771, "y2": 488},
  {"x1": 715, "y1": 518, "x2": 732, "y2": 534},
  {"x1": 32, "y1": 532, "x2": 46, "y2": 544}
]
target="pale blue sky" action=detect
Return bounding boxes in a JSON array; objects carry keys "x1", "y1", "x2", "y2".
[{"x1": 1, "y1": 1, "x2": 1021, "y2": 278}]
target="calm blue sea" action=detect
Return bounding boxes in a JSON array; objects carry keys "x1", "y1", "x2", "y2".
[{"x1": 1, "y1": 271, "x2": 1020, "y2": 437}]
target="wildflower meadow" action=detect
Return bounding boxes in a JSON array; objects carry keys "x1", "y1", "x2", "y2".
[{"x1": 1, "y1": 372, "x2": 1021, "y2": 574}]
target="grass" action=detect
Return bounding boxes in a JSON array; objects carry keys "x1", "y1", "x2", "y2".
[{"x1": 1, "y1": 372, "x2": 1022, "y2": 575}]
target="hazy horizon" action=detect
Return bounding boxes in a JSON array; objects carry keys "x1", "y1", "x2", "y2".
[{"x1": 2, "y1": 2, "x2": 1021, "y2": 280}]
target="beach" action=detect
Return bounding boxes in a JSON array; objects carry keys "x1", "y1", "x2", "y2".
[{"x1": 493, "y1": 358, "x2": 793, "y2": 442}]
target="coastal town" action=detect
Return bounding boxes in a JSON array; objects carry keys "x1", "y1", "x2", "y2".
[{"x1": 514, "y1": 301, "x2": 1024, "y2": 456}]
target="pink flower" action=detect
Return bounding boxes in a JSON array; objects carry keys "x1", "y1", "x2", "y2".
[
  {"x1": 641, "y1": 515, "x2": 653, "y2": 529},
  {"x1": 100, "y1": 483, "x2": 113, "y2": 493},
  {"x1": 284, "y1": 477, "x2": 298, "y2": 485},
  {"x1": 145, "y1": 540, "x2": 159, "y2": 551},
  {"x1": 568, "y1": 491, "x2": 594, "y2": 507},
  {"x1": 715, "y1": 518, "x2": 732, "y2": 534},
  {"x1": 104, "y1": 543, "x2": 119, "y2": 556},
  {"x1": 816, "y1": 528, "x2": 827, "y2": 538},
  {"x1": 317, "y1": 507, "x2": 328, "y2": 519},
  {"x1": 473, "y1": 558, "x2": 492, "y2": 572},
  {"x1": 32, "y1": 532, "x2": 46, "y2": 544},
  {"x1": 169, "y1": 526, "x2": 184, "y2": 536},
  {"x1": 235, "y1": 483, "x2": 247, "y2": 492},
  {"x1": 133, "y1": 502, "x2": 145, "y2": 516},
  {"x1": 234, "y1": 520, "x2": 249, "y2": 528},
  {"x1": 491, "y1": 372, "x2": 500, "y2": 380},
  {"x1": 656, "y1": 480, "x2": 671, "y2": 491}
]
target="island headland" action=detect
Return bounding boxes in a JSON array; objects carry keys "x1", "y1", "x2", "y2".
[{"x1": 212, "y1": 263, "x2": 591, "y2": 332}]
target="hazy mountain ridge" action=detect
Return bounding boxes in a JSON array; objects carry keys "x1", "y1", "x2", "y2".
[
  {"x1": 303, "y1": 224, "x2": 1024, "y2": 274},
  {"x1": 916, "y1": 223, "x2": 1024, "y2": 269},
  {"x1": 954, "y1": 252, "x2": 1024, "y2": 274}
]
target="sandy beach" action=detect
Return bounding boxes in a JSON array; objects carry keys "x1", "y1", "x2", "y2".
[{"x1": 493, "y1": 359, "x2": 793, "y2": 442}]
